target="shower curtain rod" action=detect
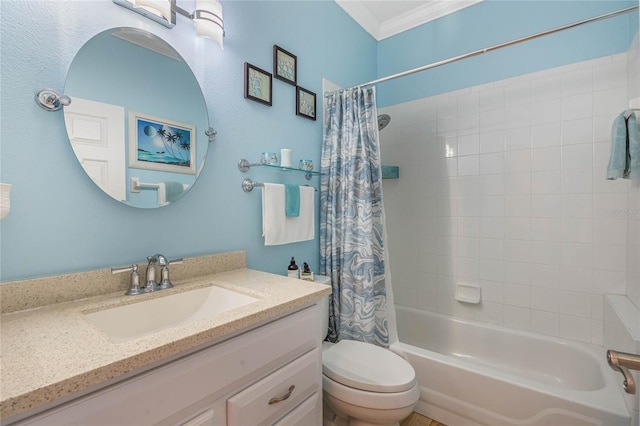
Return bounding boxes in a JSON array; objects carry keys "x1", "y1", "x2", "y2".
[{"x1": 326, "y1": 5, "x2": 639, "y2": 96}]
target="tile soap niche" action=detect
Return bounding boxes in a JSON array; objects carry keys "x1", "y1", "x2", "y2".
[{"x1": 455, "y1": 283, "x2": 481, "y2": 304}]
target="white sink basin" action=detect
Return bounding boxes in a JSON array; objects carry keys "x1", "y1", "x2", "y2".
[{"x1": 85, "y1": 286, "x2": 259, "y2": 343}]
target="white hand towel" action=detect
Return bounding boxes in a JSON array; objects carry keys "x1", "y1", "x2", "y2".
[{"x1": 262, "y1": 183, "x2": 315, "y2": 245}]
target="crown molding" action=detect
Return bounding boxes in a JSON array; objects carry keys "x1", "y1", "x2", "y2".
[
  {"x1": 336, "y1": 0, "x2": 483, "y2": 41},
  {"x1": 335, "y1": 0, "x2": 383, "y2": 40},
  {"x1": 379, "y1": 1, "x2": 482, "y2": 40}
]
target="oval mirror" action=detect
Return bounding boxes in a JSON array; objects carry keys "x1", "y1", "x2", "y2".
[{"x1": 64, "y1": 27, "x2": 210, "y2": 208}]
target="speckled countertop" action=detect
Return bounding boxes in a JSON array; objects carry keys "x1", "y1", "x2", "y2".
[{"x1": 0, "y1": 267, "x2": 331, "y2": 422}]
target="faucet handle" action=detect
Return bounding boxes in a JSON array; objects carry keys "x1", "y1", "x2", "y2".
[
  {"x1": 111, "y1": 264, "x2": 135, "y2": 274},
  {"x1": 111, "y1": 264, "x2": 143, "y2": 296},
  {"x1": 156, "y1": 258, "x2": 183, "y2": 290}
]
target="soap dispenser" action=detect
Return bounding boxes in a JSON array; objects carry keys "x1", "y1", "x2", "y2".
[
  {"x1": 301, "y1": 262, "x2": 314, "y2": 281},
  {"x1": 287, "y1": 257, "x2": 299, "y2": 279}
]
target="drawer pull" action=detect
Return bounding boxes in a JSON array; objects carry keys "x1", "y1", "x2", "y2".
[{"x1": 268, "y1": 385, "x2": 295, "y2": 405}]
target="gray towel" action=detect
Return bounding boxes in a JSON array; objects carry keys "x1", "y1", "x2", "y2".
[
  {"x1": 165, "y1": 182, "x2": 184, "y2": 203},
  {"x1": 629, "y1": 112, "x2": 640, "y2": 179},
  {"x1": 606, "y1": 111, "x2": 639, "y2": 180}
]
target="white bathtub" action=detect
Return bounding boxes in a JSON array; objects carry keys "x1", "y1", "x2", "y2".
[{"x1": 390, "y1": 306, "x2": 631, "y2": 426}]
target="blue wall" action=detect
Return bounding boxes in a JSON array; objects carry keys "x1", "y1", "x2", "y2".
[
  {"x1": 376, "y1": 0, "x2": 638, "y2": 107},
  {"x1": 1, "y1": 0, "x2": 637, "y2": 281},
  {"x1": 0, "y1": 0, "x2": 376, "y2": 281}
]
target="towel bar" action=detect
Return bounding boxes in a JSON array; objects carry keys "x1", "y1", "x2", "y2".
[
  {"x1": 241, "y1": 178, "x2": 317, "y2": 193},
  {"x1": 130, "y1": 177, "x2": 162, "y2": 192},
  {"x1": 242, "y1": 178, "x2": 263, "y2": 192}
]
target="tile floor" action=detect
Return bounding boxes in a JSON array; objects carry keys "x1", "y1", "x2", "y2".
[{"x1": 400, "y1": 412, "x2": 447, "y2": 426}]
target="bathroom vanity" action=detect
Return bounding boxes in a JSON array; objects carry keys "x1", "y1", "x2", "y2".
[{"x1": 0, "y1": 252, "x2": 331, "y2": 425}]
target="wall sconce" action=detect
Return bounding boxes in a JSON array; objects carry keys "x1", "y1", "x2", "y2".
[{"x1": 113, "y1": 0, "x2": 224, "y2": 48}]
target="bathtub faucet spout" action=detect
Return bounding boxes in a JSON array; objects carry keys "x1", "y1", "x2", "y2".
[{"x1": 607, "y1": 349, "x2": 640, "y2": 394}]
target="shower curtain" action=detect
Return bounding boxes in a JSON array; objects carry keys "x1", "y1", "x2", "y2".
[{"x1": 320, "y1": 86, "x2": 388, "y2": 347}]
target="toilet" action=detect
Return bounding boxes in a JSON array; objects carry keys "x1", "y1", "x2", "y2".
[{"x1": 315, "y1": 275, "x2": 420, "y2": 426}]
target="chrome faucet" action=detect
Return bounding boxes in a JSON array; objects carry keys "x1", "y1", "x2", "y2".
[
  {"x1": 144, "y1": 255, "x2": 161, "y2": 292},
  {"x1": 111, "y1": 254, "x2": 183, "y2": 296},
  {"x1": 145, "y1": 254, "x2": 183, "y2": 292}
]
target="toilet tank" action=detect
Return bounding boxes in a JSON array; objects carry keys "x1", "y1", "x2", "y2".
[{"x1": 315, "y1": 275, "x2": 331, "y2": 340}]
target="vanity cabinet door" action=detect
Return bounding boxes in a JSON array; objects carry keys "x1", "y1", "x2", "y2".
[
  {"x1": 273, "y1": 392, "x2": 321, "y2": 426},
  {"x1": 180, "y1": 408, "x2": 216, "y2": 426}
]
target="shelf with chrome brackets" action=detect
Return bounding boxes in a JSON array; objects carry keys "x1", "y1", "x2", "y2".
[{"x1": 237, "y1": 158, "x2": 320, "y2": 180}]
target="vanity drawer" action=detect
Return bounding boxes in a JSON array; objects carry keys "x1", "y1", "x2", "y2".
[
  {"x1": 273, "y1": 392, "x2": 320, "y2": 426},
  {"x1": 227, "y1": 348, "x2": 321, "y2": 426}
]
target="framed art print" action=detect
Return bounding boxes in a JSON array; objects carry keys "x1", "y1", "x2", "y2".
[
  {"x1": 128, "y1": 111, "x2": 196, "y2": 175},
  {"x1": 244, "y1": 62, "x2": 273, "y2": 106},
  {"x1": 296, "y1": 86, "x2": 316, "y2": 120},
  {"x1": 273, "y1": 45, "x2": 297, "y2": 86}
]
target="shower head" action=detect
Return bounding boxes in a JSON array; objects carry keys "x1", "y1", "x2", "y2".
[{"x1": 378, "y1": 114, "x2": 391, "y2": 131}]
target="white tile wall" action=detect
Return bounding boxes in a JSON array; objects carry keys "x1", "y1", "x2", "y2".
[
  {"x1": 627, "y1": 32, "x2": 640, "y2": 312},
  {"x1": 381, "y1": 52, "x2": 635, "y2": 345}
]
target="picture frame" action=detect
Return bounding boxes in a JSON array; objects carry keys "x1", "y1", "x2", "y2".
[
  {"x1": 244, "y1": 62, "x2": 272, "y2": 106},
  {"x1": 296, "y1": 86, "x2": 316, "y2": 121},
  {"x1": 128, "y1": 111, "x2": 196, "y2": 175},
  {"x1": 273, "y1": 45, "x2": 297, "y2": 86}
]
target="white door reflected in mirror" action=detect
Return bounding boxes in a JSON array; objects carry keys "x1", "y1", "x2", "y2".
[{"x1": 65, "y1": 98, "x2": 126, "y2": 201}]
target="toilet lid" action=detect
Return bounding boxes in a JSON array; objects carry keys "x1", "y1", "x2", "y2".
[{"x1": 322, "y1": 340, "x2": 416, "y2": 393}]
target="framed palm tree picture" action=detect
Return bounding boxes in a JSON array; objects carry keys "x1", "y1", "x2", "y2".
[{"x1": 128, "y1": 111, "x2": 197, "y2": 175}]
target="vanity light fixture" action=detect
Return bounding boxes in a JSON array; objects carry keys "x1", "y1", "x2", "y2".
[
  {"x1": 113, "y1": 0, "x2": 175, "y2": 28},
  {"x1": 112, "y1": 0, "x2": 224, "y2": 48},
  {"x1": 191, "y1": 0, "x2": 224, "y2": 48}
]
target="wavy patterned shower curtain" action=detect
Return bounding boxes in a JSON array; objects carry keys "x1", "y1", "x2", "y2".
[{"x1": 320, "y1": 86, "x2": 388, "y2": 347}]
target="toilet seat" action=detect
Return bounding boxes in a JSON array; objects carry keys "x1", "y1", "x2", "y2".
[
  {"x1": 323, "y1": 374, "x2": 420, "y2": 411},
  {"x1": 322, "y1": 340, "x2": 416, "y2": 393}
]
